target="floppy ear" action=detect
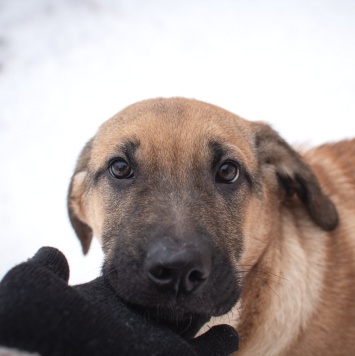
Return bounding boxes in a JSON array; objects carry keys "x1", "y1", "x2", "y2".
[
  {"x1": 254, "y1": 122, "x2": 339, "y2": 231},
  {"x1": 67, "y1": 139, "x2": 94, "y2": 254}
]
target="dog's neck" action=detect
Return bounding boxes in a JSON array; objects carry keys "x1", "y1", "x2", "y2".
[
  {"x1": 204, "y1": 207, "x2": 329, "y2": 356},
  {"x1": 240, "y1": 210, "x2": 332, "y2": 355}
]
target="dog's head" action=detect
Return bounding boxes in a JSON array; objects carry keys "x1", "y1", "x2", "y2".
[{"x1": 68, "y1": 98, "x2": 338, "y2": 321}]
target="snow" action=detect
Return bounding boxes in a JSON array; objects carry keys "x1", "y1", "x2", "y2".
[{"x1": 1, "y1": 0, "x2": 354, "y2": 284}]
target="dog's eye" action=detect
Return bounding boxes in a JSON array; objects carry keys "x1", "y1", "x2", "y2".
[
  {"x1": 109, "y1": 159, "x2": 134, "y2": 179},
  {"x1": 216, "y1": 161, "x2": 240, "y2": 184}
]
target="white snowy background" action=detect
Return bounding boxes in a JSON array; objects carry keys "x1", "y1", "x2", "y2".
[{"x1": 0, "y1": 0, "x2": 354, "y2": 285}]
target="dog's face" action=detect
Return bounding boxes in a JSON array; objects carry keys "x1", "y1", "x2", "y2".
[{"x1": 68, "y1": 98, "x2": 338, "y2": 321}]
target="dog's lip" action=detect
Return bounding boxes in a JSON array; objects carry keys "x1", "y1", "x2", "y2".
[
  {"x1": 103, "y1": 272, "x2": 210, "y2": 337},
  {"x1": 124, "y1": 301, "x2": 211, "y2": 337},
  {"x1": 127, "y1": 301, "x2": 207, "y2": 321}
]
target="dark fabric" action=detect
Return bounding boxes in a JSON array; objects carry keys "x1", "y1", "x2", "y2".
[{"x1": 0, "y1": 247, "x2": 239, "y2": 356}]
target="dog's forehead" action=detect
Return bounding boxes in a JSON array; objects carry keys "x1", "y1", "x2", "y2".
[{"x1": 89, "y1": 98, "x2": 257, "y2": 171}]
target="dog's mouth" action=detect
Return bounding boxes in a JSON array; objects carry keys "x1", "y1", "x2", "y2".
[
  {"x1": 125, "y1": 302, "x2": 211, "y2": 338},
  {"x1": 102, "y1": 268, "x2": 212, "y2": 337},
  {"x1": 103, "y1": 260, "x2": 241, "y2": 326}
]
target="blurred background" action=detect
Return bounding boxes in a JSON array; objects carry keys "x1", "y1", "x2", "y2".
[{"x1": 0, "y1": 0, "x2": 354, "y2": 284}]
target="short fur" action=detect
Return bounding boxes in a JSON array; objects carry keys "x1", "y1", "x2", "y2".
[{"x1": 68, "y1": 98, "x2": 355, "y2": 355}]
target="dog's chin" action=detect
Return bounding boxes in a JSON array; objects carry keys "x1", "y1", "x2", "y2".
[
  {"x1": 125, "y1": 302, "x2": 211, "y2": 338},
  {"x1": 104, "y1": 269, "x2": 240, "y2": 332}
]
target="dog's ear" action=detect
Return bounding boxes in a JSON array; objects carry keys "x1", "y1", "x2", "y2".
[
  {"x1": 254, "y1": 122, "x2": 338, "y2": 231},
  {"x1": 67, "y1": 139, "x2": 94, "y2": 254}
]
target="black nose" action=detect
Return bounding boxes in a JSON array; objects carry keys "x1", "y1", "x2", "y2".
[{"x1": 145, "y1": 240, "x2": 211, "y2": 295}]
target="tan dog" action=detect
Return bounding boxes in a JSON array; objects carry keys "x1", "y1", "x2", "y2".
[{"x1": 68, "y1": 98, "x2": 355, "y2": 356}]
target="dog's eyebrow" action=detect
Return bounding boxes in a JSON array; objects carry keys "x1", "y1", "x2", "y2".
[
  {"x1": 93, "y1": 140, "x2": 140, "y2": 182},
  {"x1": 209, "y1": 141, "x2": 228, "y2": 169},
  {"x1": 119, "y1": 140, "x2": 140, "y2": 164}
]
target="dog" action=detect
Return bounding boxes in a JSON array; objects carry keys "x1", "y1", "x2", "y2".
[{"x1": 68, "y1": 97, "x2": 355, "y2": 355}]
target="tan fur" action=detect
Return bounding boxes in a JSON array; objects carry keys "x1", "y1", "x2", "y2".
[
  {"x1": 68, "y1": 98, "x2": 355, "y2": 355},
  {"x1": 205, "y1": 142, "x2": 355, "y2": 356}
]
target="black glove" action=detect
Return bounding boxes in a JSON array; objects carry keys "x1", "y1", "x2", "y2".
[{"x1": 0, "y1": 247, "x2": 239, "y2": 355}]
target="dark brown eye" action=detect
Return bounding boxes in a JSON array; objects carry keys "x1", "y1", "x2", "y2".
[
  {"x1": 216, "y1": 161, "x2": 240, "y2": 184},
  {"x1": 109, "y1": 159, "x2": 134, "y2": 179}
]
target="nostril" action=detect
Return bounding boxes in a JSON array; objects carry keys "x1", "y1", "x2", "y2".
[
  {"x1": 184, "y1": 268, "x2": 209, "y2": 292},
  {"x1": 148, "y1": 264, "x2": 209, "y2": 294},
  {"x1": 148, "y1": 265, "x2": 174, "y2": 283},
  {"x1": 188, "y1": 269, "x2": 207, "y2": 283}
]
